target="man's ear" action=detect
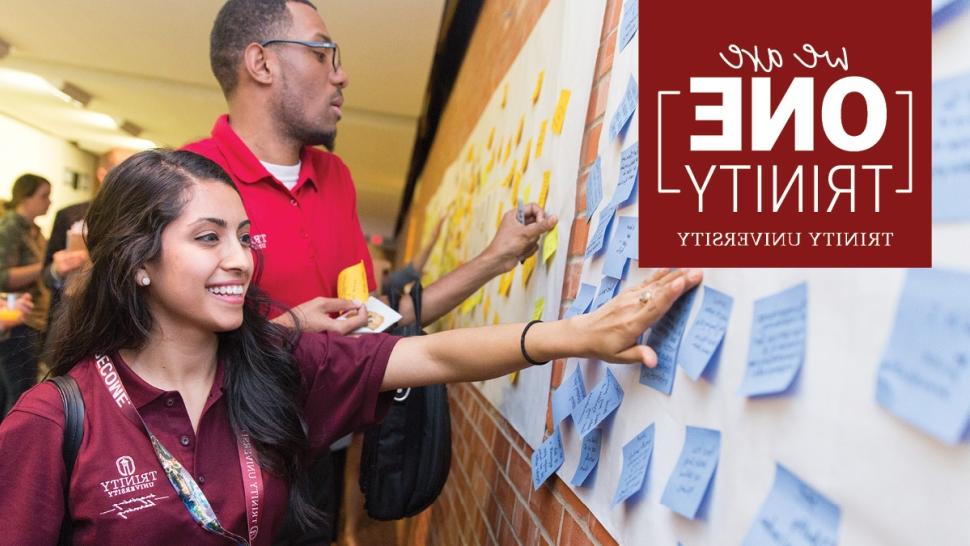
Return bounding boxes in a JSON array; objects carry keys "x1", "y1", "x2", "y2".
[{"x1": 242, "y1": 43, "x2": 275, "y2": 86}]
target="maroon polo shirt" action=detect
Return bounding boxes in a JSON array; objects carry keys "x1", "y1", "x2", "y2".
[
  {"x1": 0, "y1": 332, "x2": 399, "y2": 545},
  {"x1": 183, "y1": 115, "x2": 377, "y2": 311}
]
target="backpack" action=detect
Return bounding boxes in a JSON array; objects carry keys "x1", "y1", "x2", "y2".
[
  {"x1": 358, "y1": 282, "x2": 452, "y2": 520},
  {"x1": 51, "y1": 375, "x2": 84, "y2": 546}
]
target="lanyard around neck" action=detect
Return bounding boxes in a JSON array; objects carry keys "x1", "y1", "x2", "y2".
[{"x1": 93, "y1": 354, "x2": 263, "y2": 545}]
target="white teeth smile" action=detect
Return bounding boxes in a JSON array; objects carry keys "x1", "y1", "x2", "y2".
[{"x1": 207, "y1": 285, "x2": 245, "y2": 296}]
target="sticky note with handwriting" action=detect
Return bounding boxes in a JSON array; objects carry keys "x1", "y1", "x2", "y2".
[
  {"x1": 742, "y1": 464, "x2": 841, "y2": 546},
  {"x1": 738, "y1": 283, "x2": 808, "y2": 397},
  {"x1": 531, "y1": 429, "x2": 565, "y2": 490},
  {"x1": 591, "y1": 275, "x2": 621, "y2": 312},
  {"x1": 602, "y1": 216, "x2": 637, "y2": 279},
  {"x1": 661, "y1": 426, "x2": 720, "y2": 519},
  {"x1": 585, "y1": 203, "x2": 618, "y2": 259},
  {"x1": 609, "y1": 75, "x2": 638, "y2": 141},
  {"x1": 932, "y1": 71, "x2": 970, "y2": 222},
  {"x1": 679, "y1": 286, "x2": 733, "y2": 381},
  {"x1": 618, "y1": 0, "x2": 639, "y2": 52},
  {"x1": 565, "y1": 283, "x2": 597, "y2": 319},
  {"x1": 612, "y1": 423, "x2": 655, "y2": 505},
  {"x1": 572, "y1": 368, "x2": 624, "y2": 438},
  {"x1": 876, "y1": 268, "x2": 970, "y2": 444},
  {"x1": 571, "y1": 428, "x2": 602, "y2": 487},
  {"x1": 611, "y1": 143, "x2": 639, "y2": 207},
  {"x1": 551, "y1": 89, "x2": 572, "y2": 135},
  {"x1": 640, "y1": 287, "x2": 699, "y2": 395},
  {"x1": 586, "y1": 157, "x2": 604, "y2": 217},
  {"x1": 552, "y1": 366, "x2": 587, "y2": 425}
]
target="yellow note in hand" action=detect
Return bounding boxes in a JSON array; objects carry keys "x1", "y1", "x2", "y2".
[
  {"x1": 542, "y1": 224, "x2": 558, "y2": 263},
  {"x1": 551, "y1": 89, "x2": 572, "y2": 135},
  {"x1": 337, "y1": 260, "x2": 369, "y2": 302}
]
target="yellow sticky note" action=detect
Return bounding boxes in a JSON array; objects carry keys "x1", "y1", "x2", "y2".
[
  {"x1": 551, "y1": 89, "x2": 572, "y2": 135},
  {"x1": 504, "y1": 138, "x2": 512, "y2": 163},
  {"x1": 509, "y1": 371, "x2": 519, "y2": 384},
  {"x1": 499, "y1": 271, "x2": 513, "y2": 297},
  {"x1": 521, "y1": 254, "x2": 537, "y2": 287},
  {"x1": 542, "y1": 224, "x2": 558, "y2": 263},
  {"x1": 531, "y1": 298, "x2": 545, "y2": 321},
  {"x1": 532, "y1": 70, "x2": 545, "y2": 105},
  {"x1": 337, "y1": 260, "x2": 368, "y2": 302},
  {"x1": 487, "y1": 127, "x2": 496, "y2": 149},
  {"x1": 521, "y1": 138, "x2": 532, "y2": 173},
  {"x1": 511, "y1": 170, "x2": 522, "y2": 207},
  {"x1": 493, "y1": 311, "x2": 501, "y2": 325},
  {"x1": 483, "y1": 294, "x2": 491, "y2": 320},
  {"x1": 535, "y1": 119, "x2": 548, "y2": 159},
  {"x1": 521, "y1": 182, "x2": 532, "y2": 204},
  {"x1": 538, "y1": 171, "x2": 551, "y2": 209},
  {"x1": 515, "y1": 115, "x2": 525, "y2": 146},
  {"x1": 495, "y1": 203, "x2": 505, "y2": 229},
  {"x1": 501, "y1": 82, "x2": 509, "y2": 108}
]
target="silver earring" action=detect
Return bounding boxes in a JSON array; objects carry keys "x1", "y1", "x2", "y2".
[{"x1": 141, "y1": 276, "x2": 151, "y2": 287}]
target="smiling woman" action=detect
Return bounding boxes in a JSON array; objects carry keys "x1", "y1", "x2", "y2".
[{"x1": 0, "y1": 149, "x2": 702, "y2": 545}]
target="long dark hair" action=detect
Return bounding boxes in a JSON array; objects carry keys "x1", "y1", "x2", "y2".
[{"x1": 46, "y1": 149, "x2": 322, "y2": 528}]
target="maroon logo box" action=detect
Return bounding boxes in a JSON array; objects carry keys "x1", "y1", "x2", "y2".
[{"x1": 638, "y1": 0, "x2": 931, "y2": 267}]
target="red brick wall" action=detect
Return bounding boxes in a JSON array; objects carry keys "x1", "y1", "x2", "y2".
[{"x1": 407, "y1": 0, "x2": 624, "y2": 544}]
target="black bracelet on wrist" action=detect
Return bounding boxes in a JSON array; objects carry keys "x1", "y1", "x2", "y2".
[{"x1": 520, "y1": 319, "x2": 549, "y2": 366}]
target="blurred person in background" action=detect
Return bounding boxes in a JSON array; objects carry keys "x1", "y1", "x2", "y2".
[
  {"x1": 43, "y1": 148, "x2": 136, "y2": 333},
  {"x1": 0, "y1": 174, "x2": 52, "y2": 414}
]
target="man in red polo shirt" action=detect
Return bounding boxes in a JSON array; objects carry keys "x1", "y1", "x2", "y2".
[
  {"x1": 184, "y1": 1, "x2": 557, "y2": 544},
  {"x1": 185, "y1": 0, "x2": 555, "y2": 333}
]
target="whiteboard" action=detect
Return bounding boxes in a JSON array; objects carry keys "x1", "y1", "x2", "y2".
[{"x1": 420, "y1": 0, "x2": 605, "y2": 447}]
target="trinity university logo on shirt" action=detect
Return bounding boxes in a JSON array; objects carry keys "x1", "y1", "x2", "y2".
[
  {"x1": 640, "y1": 0, "x2": 930, "y2": 266},
  {"x1": 98, "y1": 455, "x2": 167, "y2": 520},
  {"x1": 251, "y1": 233, "x2": 268, "y2": 250}
]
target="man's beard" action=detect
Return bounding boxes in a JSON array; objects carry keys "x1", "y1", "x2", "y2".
[{"x1": 277, "y1": 80, "x2": 338, "y2": 151}]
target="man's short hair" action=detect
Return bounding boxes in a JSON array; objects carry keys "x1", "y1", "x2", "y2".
[{"x1": 210, "y1": 0, "x2": 316, "y2": 97}]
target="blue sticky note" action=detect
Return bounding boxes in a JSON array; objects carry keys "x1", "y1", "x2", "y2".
[
  {"x1": 552, "y1": 367, "x2": 587, "y2": 426},
  {"x1": 591, "y1": 275, "x2": 621, "y2": 312},
  {"x1": 661, "y1": 427, "x2": 721, "y2": 519},
  {"x1": 640, "y1": 287, "x2": 699, "y2": 395},
  {"x1": 933, "y1": 0, "x2": 970, "y2": 30},
  {"x1": 618, "y1": 0, "x2": 639, "y2": 52},
  {"x1": 738, "y1": 283, "x2": 808, "y2": 397},
  {"x1": 572, "y1": 369, "x2": 624, "y2": 437},
  {"x1": 612, "y1": 423, "x2": 655, "y2": 506},
  {"x1": 932, "y1": 72, "x2": 970, "y2": 222},
  {"x1": 609, "y1": 76, "x2": 639, "y2": 141},
  {"x1": 585, "y1": 203, "x2": 618, "y2": 258},
  {"x1": 565, "y1": 283, "x2": 597, "y2": 319},
  {"x1": 611, "y1": 143, "x2": 639, "y2": 207},
  {"x1": 679, "y1": 287, "x2": 734, "y2": 381},
  {"x1": 531, "y1": 429, "x2": 565, "y2": 490},
  {"x1": 742, "y1": 464, "x2": 841, "y2": 546},
  {"x1": 586, "y1": 157, "x2": 604, "y2": 217},
  {"x1": 570, "y1": 428, "x2": 602, "y2": 487},
  {"x1": 876, "y1": 268, "x2": 970, "y2": 444},
  {"x1": 602, "y1": 216, "x2": 638, "y2": 279}
]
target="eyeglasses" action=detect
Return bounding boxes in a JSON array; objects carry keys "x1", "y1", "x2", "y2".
[{"x1": 259, "y1": 39, "x2": 341, "y2": 71}]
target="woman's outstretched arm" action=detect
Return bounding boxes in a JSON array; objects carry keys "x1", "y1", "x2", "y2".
[{"x1": 381, "y1": 268, "x2": 703, "y2": 391}]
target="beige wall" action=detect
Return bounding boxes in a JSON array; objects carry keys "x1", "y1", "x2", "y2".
[{"x1": 0, "y1": 113, "x2": 96, "y2": 236}]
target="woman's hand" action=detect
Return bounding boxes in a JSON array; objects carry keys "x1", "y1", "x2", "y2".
[
  {"x1": 275, "y1": 296, "x2": 369, "y2": 334},
  {"x1": 569, "y1": 268, "x2": 703, "y2": 366}
]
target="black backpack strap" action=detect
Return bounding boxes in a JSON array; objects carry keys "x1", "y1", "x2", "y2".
[{"x1": 50, "y1": 375, "x2": 83, "y2": 546}]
